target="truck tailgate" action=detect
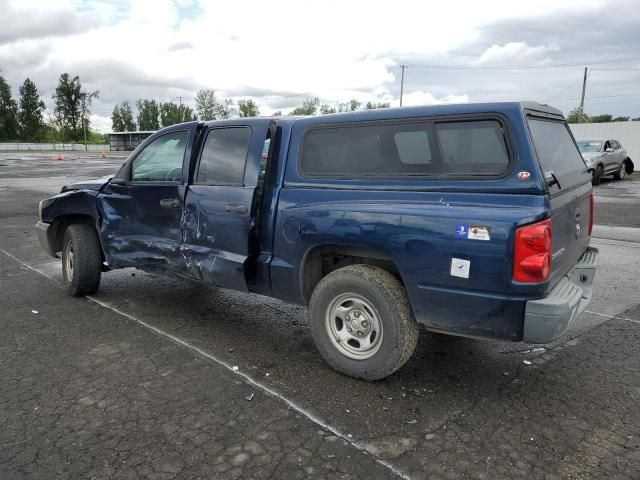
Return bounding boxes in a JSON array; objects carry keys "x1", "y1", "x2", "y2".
[{"x1": 526, "y1": 116, "x2": 593, "y2": 288}]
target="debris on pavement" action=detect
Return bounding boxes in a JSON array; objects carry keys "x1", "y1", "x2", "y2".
[
  {"x1": 523, "y1": 360, "x2": 532, "y2": 365},
  {"x1": 232, "y1": 366, "x2": 239, "y2": 371},
  {"x1": 244, "y1": 393, "x2": 254, "y2": 401},
  {"x1": 31, "y1": 310, "x2": 38, "y2": 314}
]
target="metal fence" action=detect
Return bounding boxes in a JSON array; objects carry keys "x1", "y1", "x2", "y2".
[{"x1": 0, "y1": 143, "x2": 108, "y2": 152}]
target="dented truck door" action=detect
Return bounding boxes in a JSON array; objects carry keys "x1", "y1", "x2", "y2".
[
  {"x1": 181, "y1": 120, "x2": 272, "y2": 291},
  {"x1": 97, "y1": 122, "x2": 199, "y2": 273}
]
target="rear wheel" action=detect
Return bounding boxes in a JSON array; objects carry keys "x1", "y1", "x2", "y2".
[
  {"x1": 308, "y1": 264, "x2": 419, "y2": 381},
  {"x1": 62, "y1": 224, "x2": 102, "y2": 296},
  {"x1": 591, "y1": 165, "x2": 604, "y2": 185},
  {"x1": 613, "y1": 162, "x2": 627, "y2": 180}
]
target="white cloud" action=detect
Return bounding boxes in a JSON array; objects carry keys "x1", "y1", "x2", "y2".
[
  {"x1": 476, "y1": 41, "x2": 561, "y2": 65},
  {"x1": 401, "y1": 91, "x2": 470, "y2": 107},
  {"x1": 2, "y1": 0, "x2": 637, "y2": 132}
]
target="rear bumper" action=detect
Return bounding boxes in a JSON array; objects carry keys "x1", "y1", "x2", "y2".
[
  {"x1": 36, "y1": 220, "x2": 57, "y2": 257},
  {"x1": 522, "y1": 247, "x2": 598, "y2": 343}
]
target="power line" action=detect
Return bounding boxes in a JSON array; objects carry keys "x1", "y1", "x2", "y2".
[{"x1": 389, "y1": 58, "x2": 640, "y2": 71}]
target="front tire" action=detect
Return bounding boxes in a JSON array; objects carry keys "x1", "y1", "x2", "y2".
[
  {"x1": 308, "y1": 265, "x2": 419, "y2": 381},
  {"x1": 613, "y1": 162, "x2": 627, "y2": 180},
  {"x1": 62, "y1": 224, "x2": 102, "y2": 296},
  {"x1": 591, "y1": 165, "x2": 604, "y2": 186}
]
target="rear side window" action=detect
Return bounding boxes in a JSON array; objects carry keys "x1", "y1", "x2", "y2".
[
  {"x1": 527, "y1": 118, "x2": 586, "y2": 177},
  {"x1": 196, "y1": 127, "x2": 251, "y2": 185},
  {"x1": 436, "y1": 120, "x2": 509, "y2": 174},
  {"x1": 300, "y1": 119, "x2": 510, "y2": 177}
]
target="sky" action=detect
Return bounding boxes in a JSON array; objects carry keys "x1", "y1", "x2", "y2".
[{"x1": 0, "y1": 0, "x2": 639, "y2": 133}]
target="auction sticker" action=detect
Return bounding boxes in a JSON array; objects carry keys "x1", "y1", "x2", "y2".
[{"x1": 468, "y1": 225, "x2": 491, "y2": 241}]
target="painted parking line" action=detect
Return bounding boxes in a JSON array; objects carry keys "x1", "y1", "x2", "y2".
[
  {"x1": 585, "y1": 309, "x2": 640, "y2": 325},
  {"x1": 0, "y1": 248, "x2": 412, "y2": 480}
]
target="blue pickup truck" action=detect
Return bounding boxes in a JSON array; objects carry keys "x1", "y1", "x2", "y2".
[{"x1": 37, "y1": 102, "x2": 598, "y2": 380}]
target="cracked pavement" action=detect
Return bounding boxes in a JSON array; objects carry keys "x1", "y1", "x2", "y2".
[{"x1": 1, "y1": 153, "x2": 640, "y2": 479}]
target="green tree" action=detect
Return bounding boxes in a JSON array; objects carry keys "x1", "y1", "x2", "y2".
[
  {"x1": 136, "y1": 99, "x2": 160, "y2": 130},
  {"x1": 633, "y1": 117, "x2": 640, "y2": 121},
  {"x1": 347, "y1": 99, "x2": 361, "y2": 111},
  {"x1": 590, "y1": 114, "x2": 613, "y2": 123},
  {"x1": 195, "y1": 89, "x2": 217, "y2": 120},
  {"x1": 111, "y1": 105, "x2": 123, "y2": 132},
  {"x1": 365, "y1": 101, "x2": 390, "y2": 109},
  {"x1": 195, "y1": 89, "x2": 236, "y2": 120},
  {"x1": 272, "y1": 110, "x2": 282, "y2": 116},
  {"x1": 119, "y1": 101, "x2": 136, "y2": 131},
  {"x1": 612, "y1": 116, "x2": 629, "y2": 122},
  {"x1": 565, "y1": 107, "x2": 588, "y2": 123},
  {"x1": 0, "y1": 75, "x2": 19, "y2": 140},
  {"x1": 53, "y1": 73, "x2": 82, "y2": 141},
  {"x1": 160, "y1": 102, "x2": 197, "y2": 127},
  {"x1": 18, "y1": 78, "x2": 45, "y2": 141},
  {"x1": 79, "y1": 88, "x2": 99, "y2": 144},
  {"x1": 290, "y1": 98, "x2": 319, "y2": 115},
  {"x1": 320, "y1": 104, "x2": 336, "y2": 114},
  {"x1": 238, "y1": 99, "x2": 259, "y2": 117}
]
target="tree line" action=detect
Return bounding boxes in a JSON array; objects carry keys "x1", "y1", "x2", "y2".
[
  {"x1": 110, "y1": 92, "x2": 391, "y2": 132},
  {"x1": 110, "y1": 90, "x2": 260, "y2": 132},
  {"x1": 566, "y1": 107, "x2": 640, "y2": 124},
  {"x1": 0, "y1": 72, "x2": 104, "y2": 143}
]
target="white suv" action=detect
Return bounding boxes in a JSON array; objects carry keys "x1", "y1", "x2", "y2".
[{"x1": 577, "y1": 139, "x2": 634, "y2": 185}]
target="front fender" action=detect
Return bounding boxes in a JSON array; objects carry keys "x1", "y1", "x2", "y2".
[
  {"x1": 38, "y1": 189, "x2": 101, "y2": 256},
  {"x1": 40, "y1": 189, "x2": 100, "y2": 224}
]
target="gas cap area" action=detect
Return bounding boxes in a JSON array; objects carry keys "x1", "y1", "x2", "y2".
[{"x1": 283, "y1": 217, "x2": 302, "y2": 243}]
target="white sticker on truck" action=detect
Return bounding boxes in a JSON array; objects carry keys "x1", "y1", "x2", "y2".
[
  {"x1": 468, "y1": 226, "x2": 491, "y2": 241},
  {"x1": 450, "y1": 258, "x2": 470, "y2": 278}
]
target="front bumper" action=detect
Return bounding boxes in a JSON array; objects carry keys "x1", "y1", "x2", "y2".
[
  {"x1": 522, "y1": 247, "x2": 599, "y2": 343},
  {"x1": 36, "y1": 220, "x2": 57, "y2": 257}
]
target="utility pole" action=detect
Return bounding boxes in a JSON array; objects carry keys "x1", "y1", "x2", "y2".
[
  {"x1": 176, "y1": 96, "x2": 183, "y2": 106},
  {"x1": 399, "y1": 64, "x2": 406, "y2": 107},
  {"x1": 578, "y1": 67, "x2": 588, "y2": 123}
]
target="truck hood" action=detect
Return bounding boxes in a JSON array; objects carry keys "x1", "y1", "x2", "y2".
[{"x1": 60, "y1": 175, "x2": 112, "y2": 193}]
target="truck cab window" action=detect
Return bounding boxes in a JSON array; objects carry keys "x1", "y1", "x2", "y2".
[
  {"x1": 130, "y1": 130, "x2": 188, "y2": 182},
  {"x1": 196, "y1": 127, "x2": 251, "y2": 185}
]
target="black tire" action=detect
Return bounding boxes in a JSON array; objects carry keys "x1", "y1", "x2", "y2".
[
  {"x1": 308, "y1": 264, "x2": 419, "y2": 381},
  {"x1": 591, "y1": 165, "x2": 604, "y2": 186},
  {"x1": 61, "y1": 224, "x2": 102, "y2": 296},
  {"x1": 613, "y1": 162, "x2": 626, "y2": 180}
]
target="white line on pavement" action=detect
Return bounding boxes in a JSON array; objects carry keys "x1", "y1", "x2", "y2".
[
  {"x1": 585, "y1": 309, "x2": 640, "y2": 325},
  {"x1": 0, "y1": 249, "x2": 413, "y2": 480}
]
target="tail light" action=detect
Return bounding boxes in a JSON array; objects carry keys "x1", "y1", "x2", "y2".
[
  {"x1": 513, "y1": 219, "x2": 552, "y2": 283},
  {"x1": 589, "y1": 192, "x2": 594, "y2": 235}
]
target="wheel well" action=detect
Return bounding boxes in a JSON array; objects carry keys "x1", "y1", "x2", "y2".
[
  {"x1": 624, "y1": 157, "x2": 634, "y2": 174},
  {"x1": 49, "y1": 214, "x2": 98, "y2": 254},
  {"x1": 301, "y1": 245, "x2": 401, "y2": 304}
]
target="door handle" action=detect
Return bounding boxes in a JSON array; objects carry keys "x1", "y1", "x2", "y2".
[
  {"x1": 159, "y1": 198, "x2": 181, "y2": 209},
  {"x1": 224, "y1": 203, "x2": 248, "y2": 214}
]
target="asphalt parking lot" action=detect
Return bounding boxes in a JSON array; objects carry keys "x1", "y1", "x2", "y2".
[{"x1": 1, "y1": 152, "x2": 639, "y2": 480}]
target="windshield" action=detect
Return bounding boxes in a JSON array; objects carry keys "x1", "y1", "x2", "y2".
[{"x1": 577, "y1": 140, "x2": 602, "y2": 153}]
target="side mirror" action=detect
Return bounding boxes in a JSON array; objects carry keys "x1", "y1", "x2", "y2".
[{"x1": 110, "y1": 178, "x2": 128, "y2": 186}]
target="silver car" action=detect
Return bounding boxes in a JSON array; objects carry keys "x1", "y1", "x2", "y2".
[{"x1": 577, "y1": 139, "x2": 634, "y2": 185}]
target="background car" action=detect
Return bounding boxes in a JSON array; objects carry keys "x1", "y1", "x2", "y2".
[{"x1": 577, "y1": 138, "x2": 634, "y2": 185}]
